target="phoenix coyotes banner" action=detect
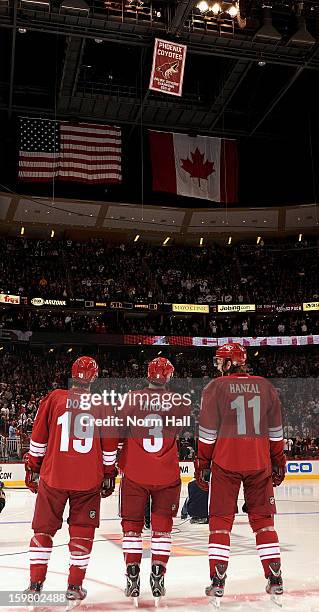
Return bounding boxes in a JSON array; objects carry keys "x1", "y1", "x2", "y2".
[
  {"x1": 149, "y1": 130, "x2": 238, "y2": 202},
  {"x1": 149, "y1": 39, "x2": 187, "y2": 97}
]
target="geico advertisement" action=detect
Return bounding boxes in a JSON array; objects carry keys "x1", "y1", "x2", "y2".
[
  {"x1": 0, "y1": 463, "x2": 25, "y2": 486},
  {"x1": 285, "y1": 461, "x2": 316, "y2": 474}
]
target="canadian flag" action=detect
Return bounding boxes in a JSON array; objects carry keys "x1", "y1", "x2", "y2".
[{"x1": 149, "y1": 130, "x2": 238, "y2": 202}]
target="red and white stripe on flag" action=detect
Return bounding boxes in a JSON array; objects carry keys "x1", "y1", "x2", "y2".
[
  {"x1": 18, "y1": 118, "x2": 122, "y2": 184},
  {"x1": 149, "y1": 130, "x2": 238, "y2": 202},
  {"x1": 59, "y1": 123, "x2": 122, "y2": 184}
]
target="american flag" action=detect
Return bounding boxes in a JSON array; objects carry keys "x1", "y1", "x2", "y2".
[{"x1": 18, "y1": 118, "x2": 122, "y2": 184}]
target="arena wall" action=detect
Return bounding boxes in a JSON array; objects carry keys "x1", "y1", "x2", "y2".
[{"x1": 1, "y1": 460, "x2": 319, "y2": 488}]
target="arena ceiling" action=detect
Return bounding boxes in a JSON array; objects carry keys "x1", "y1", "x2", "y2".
[{"x1": 1, "y1": 0, "x2": 319, "y2": 138}]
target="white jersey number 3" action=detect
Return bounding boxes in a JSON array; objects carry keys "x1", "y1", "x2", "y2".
[
  {"x1": 142, "y1": 414, "x2": 163, "y2": 453},
  {"x1": 57, "y1": 411, "x2": 94, "y2": 454}
]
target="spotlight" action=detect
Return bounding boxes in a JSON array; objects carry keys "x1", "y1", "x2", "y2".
[
  {"x1": 49, "y1": 348, "x2": 54, "y2": 353},
  {"x1": 299, "y1": 233, "x2": 302, "y2": 242},
  {"x1": 288, "y1": 14, "x2": 315, "y2": 46},
  {"x1": 18, "y1": 28, "x2": 27, "y2": 34},
  {"x1": 0, "y1": 347, "x2": 3, "y2": 351},
  {"x1": 156, "y1": 10, "x2": 161, "y2": 17},
  {"x1": 228, "y1": 236, "x2": 232, "y2": 245},
  {"x1": 134, "y1": 234, "x2": 140, "y2": 242},
  {"x1": 94, "y1": 38, "x2": 103, "y2": 43},
  {"x1": 197, "y1": 0, "x2": 209, "y2": 13},
  {"x1": 20, "y1": 227, "x2": 25, "y2": 235},
  {"x1": 67, "y1": 347, "x2": 73, "y2": 353},
  {"x1": 200, "y1": 237, "x2": 204, "y2": 246},
  {"x1": 212, "y1": 2, "x2": 221, "y2": 14},
  {"x1": 228, "y1": 3, "x2": 238, "y2": 18},
  {"x1": 50, "y1": 229, "x2": 55, "y2": 238},
  {"x1": 163, "y1": 236, "x2": 170, "y2": 245},
  {"x1": 258, "y1": 60, "x2": 266, "y2": 67},
  {"x1": 257, "y1": 236, "x2": 261, "y2": 245},
  {"x1": 254, "y1": 5, "x2": 281, "y2": 42}
]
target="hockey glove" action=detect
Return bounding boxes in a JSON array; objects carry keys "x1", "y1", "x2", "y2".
[
  {"x1": 271, "y1": 462, "x2": 286, "y2": 487},
  {"x1": 194, "y1": 457, "x2": 210, "y2": 492},
  {"x1": 24, "y1": 452, "x2": 40, "y2": 494},
  {"x1": 0, "y1": 483, "x2": 5, "y2": 513},
  {"x1": 101, "y1": 468, "x2": 118, "y2": 498}
]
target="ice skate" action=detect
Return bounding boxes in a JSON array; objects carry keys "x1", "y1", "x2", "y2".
[
  {"x1": 65, "y1": 584, "x2": 87, "y2": 609},
  {"x1": 266, "y1": 562, "x2": 283, "y2": 607},
  {"x1": 205, "y1": 563, "x2": 227, "y2": 608},
  {"x1": 150, "y1": 563, "x2": 166, "y2": 607},
  {"x1": 24, "y1": 581, "x2": 44, "y2": 611},
  {"x1": 125, "y1": 563, "x2": 140, "y2": 607}
]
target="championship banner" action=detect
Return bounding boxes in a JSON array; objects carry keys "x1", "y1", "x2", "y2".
[
  {"x1": 149, "y1": 38, "x2": 187, "y2": 97},
  {"x1": 303, "y1": 302, "x2": 319, "y2": 311},
  {"x1": 217, "y1": 304, "x2": 256, "y2": 313},
  {"x1": 172, "y1": 304, "x2": 209, "y2": 314}
]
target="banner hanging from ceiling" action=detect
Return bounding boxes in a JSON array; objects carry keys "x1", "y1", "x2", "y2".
[{"x1": 149, "y1": 38, "x2": 187, "y2": 97}]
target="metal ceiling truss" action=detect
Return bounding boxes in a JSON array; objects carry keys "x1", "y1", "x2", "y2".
[
  {"x1": 58, "y1": 36, "x2": 86, "y2": 111},
  {"x1": 2, "y1": 0, "x2": 319, "y2": 135}
]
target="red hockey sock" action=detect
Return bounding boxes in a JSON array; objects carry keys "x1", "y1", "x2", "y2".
[
  {"x1": 122, "y1": 532, "x2": 143, "y2": 567},
  {"x1": 68, "y1": 526, "x2": 94, "y2": 586},
  {"x1": 208, "y1": 532, "x2": 230, "y2": 579},
  {"x1": 29, "y1": 533, "x2": 53, "y2": 584},
  {"x1": 255, "y1": 529, "x2": 281, "y2": 578},
  {"x1": 151, "y1": 532, "x2": 172, "y2": 572}
]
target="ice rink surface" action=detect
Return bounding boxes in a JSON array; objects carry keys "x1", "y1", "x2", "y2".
[{"x1": 0, "y1": 481, "x2": 319, "y2": 612}]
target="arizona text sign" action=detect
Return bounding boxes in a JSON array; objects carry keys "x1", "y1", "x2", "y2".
[{"x1": 149, "y1": 39, "x2": 187, "y2": 97}]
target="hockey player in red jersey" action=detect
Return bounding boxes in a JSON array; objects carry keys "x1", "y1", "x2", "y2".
[
  {"x1": 118, "y1": 357, "x2": 184, "y2": 606},
  {"x1": 196, "y1": 343, "x2": 286, "y2": 607},
  {"x1": 24, "y1": 356, "x2": 118, "y2": 606}
]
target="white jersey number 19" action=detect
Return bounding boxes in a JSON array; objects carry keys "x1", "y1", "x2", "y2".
[{"x1": 57, "y1": 411, "x2": 94, "y2": 454}]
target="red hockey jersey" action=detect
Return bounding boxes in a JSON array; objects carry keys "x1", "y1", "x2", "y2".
[
  {"x1": 118, "y1": 387, "x2": 187, "y2": 486},
  {"x1": 29, "y1": 388, "x2": 118, "y2": 491},
  {"x1": 198, "y1": 373, "x2": 284, "y2": 472}
]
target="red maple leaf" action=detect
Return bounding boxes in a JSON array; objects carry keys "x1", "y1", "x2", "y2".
[{"x1": 180, "y1": 148, "x2": 215, "y2": 187}]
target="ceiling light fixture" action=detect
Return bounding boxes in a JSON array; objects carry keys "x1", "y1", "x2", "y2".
[
  {"x1": 212, "y1": 2, "x2": 221, "y2": 15},
  {"x1": 227, "y1": 2, "x2": 238, "y2": 18},
  {"x1": 197, "y1": 0, "x2": 209, "y2": 13}
]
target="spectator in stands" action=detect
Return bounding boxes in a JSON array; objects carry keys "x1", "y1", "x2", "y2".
[{"x1": 8, "y1": 421, "x2": 16, "y2": 439}]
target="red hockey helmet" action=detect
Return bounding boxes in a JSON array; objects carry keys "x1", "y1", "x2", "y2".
[
  {"x1": 71, "y1": 356, "x2": 99, "y2": 384},
  {"x1": 214, "y1": 343, "x2": 247, "y2": 367},
  {"x1": 147, "y1": 357, "x2": 174, "y2": 385}
]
